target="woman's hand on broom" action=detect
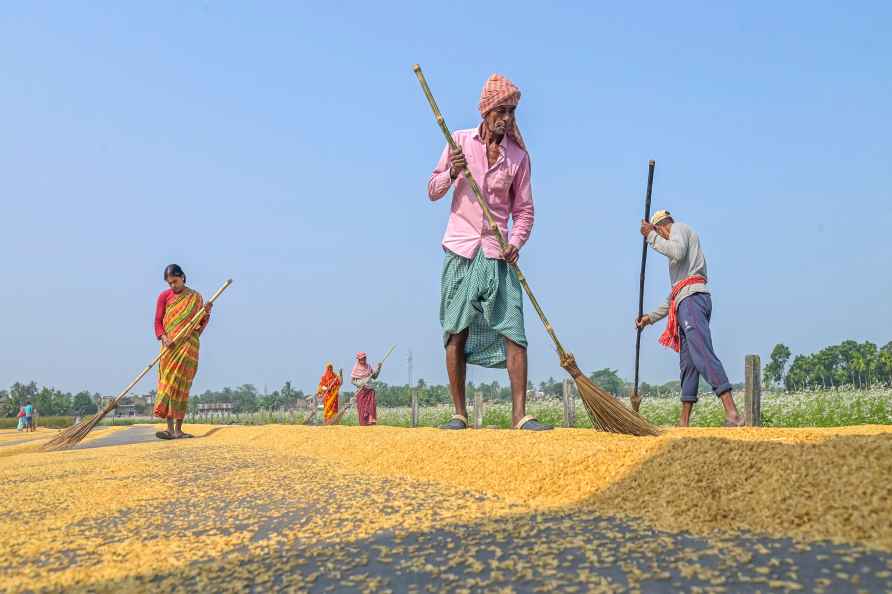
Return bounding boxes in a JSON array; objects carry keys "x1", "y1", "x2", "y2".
[
  {"x1": 161, "y1": 335, "x2": 174, "y2": 349},
  {"x1": 635, "y1": 315, "x2": 651, "y2": 329}
]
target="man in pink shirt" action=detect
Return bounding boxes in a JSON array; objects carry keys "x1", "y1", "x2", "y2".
[{"x1": 428, "y1": 74, "x2": 551, "y2": 431}]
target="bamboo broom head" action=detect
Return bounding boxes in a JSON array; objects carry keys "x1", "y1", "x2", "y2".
[
  {"x1": 561, "y1": 353, "x2": 661, "y2": 437},
  {"x1": 41, "y1": 401, "x2": 118, "y2": 451}
]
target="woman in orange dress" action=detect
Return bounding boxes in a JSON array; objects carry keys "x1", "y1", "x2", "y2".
[{"x1": 316, "y1": 363, "x2": 343, "y2": 425}]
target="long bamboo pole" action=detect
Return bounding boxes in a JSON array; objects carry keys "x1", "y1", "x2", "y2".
[
  {"x1": 412, "y1": 65, "x2": 568, "y2": 361},
  {"x1": 632, "y1": 162, "x2": 655, "y2": 412}
]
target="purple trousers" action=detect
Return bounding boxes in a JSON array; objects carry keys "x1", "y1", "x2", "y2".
[{"x1": 677, "y1": 293, "x2": 732, "y2": 402}]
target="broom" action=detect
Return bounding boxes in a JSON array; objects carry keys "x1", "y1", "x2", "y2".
[
  {"x1": 331, "y1": 345, "x2": 396, "y2": 425},
  {"x1": 631, "y1": 160, "x2": 656, "y2": 413},
  {"x1": 413, "y1": 65, "x2": 659, "y2": 436},
  {"x1": 42, "y1": 279, "x2": 233, "y2": 451}
]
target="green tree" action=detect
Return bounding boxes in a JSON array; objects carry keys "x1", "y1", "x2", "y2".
[
  {"x1": 838, "y1": 340, "x2": 860, "y2": 386},
  {"x1": 814, "y1": 346, "x2": 841, "y2": 389},
  {"x1": 9, "y1": 382, "x2": 39, "y2": 411},
  {"x1": 764, "y1": 343, "x2": 791, "y2": 387},
  {"x1": 588, "y1": 368, "x2": 624, "y2": 397},
  {"x1": 860, "y1": 341, "x2": 878, "y2": 388},
  {"x1": 72, "y1": 391, "x2": 98, "y2": 416},
  {"x1": 785, "y1": 355, "x2": 809, "y2": 391},
  {"x1": 26, "y1": 386, "x2": 71, "y2": 416},
  {"x1": 877, "y1": 350, "x2": 892, "y2": 385}
]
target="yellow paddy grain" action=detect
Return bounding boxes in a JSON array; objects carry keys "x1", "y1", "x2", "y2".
[{"x1": 0, "y1": 424, "x2": 889, "y2": 592}]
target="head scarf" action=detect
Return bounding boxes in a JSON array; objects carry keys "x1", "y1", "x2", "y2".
[
  {"x1": 319, "y1": 362, "x2": 340, "y2": 387},
  {"x1": 351, "y1": 352, "x2": 373, "y2": 380},
  {"x1": 478, "y1": 73, "x2": 526, "y2": 151}
]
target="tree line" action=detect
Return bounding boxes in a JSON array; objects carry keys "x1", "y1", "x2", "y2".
[
  {"x1": 0, "y1": 368, "x2": 636, "y2": 416},
  {"x1": 765, "y1": 340, "x2": 892, "y2": 391},
  {"x1": 0, "y1": 382, "x2": 102, "y2": 417},
  {"x1": 12, "y1": 339, "x2": 883, "y2": 418}
]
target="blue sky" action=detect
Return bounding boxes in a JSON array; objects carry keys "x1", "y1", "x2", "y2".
[{"x1": 2, "y1": 2, "x2": 890, "y2": 396}]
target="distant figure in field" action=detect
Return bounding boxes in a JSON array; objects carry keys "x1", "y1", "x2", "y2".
[
  {"x1": 317, "y1": 362, "x2": 343, "y2": 425},
  {"x1": 23, "y1": 401, "x2": 35, "y2": 432},
  {"x1": 153, "y1": 264, "x2": 212, "y2": 439},
  {"x1": 16, "y1": 406, "x2": 26, "y2": 432},
  {"x1": 636, "y1": 210, "x2": 744, "y2": 427},
  {"x1": 351, "y1": 352, "x2": 382, "y2": 426}
]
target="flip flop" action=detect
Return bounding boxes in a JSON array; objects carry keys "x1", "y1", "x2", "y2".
[
  {"x1": 155, "y1": 431, "x2": 175, "y2": 440},
  {"x1": 179, "y1": 433, "x2": 194, "y2": 438},
  {"x1": 514, "y1": 415, "x2": 554, "y2": 431},
  {"x1": 724, "y1": 418, "x2": 745, "y2": 428},
  {"x1": 439, "y1": 414, "x2": 468, "y2": 430}
]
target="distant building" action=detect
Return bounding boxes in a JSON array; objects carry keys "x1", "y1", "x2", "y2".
[
  {"x1": 129, "y1": 395, "x2": 149, "y2": 408},
  {"x1": 96, "y1": 397, "x2": 139, "y2": 417},
  {"x1": 116, "y1": 404, "x2": 137, "y2": 417},
  {"x1": 197, "y1": 402, "x2": 233, "y2": 414}
]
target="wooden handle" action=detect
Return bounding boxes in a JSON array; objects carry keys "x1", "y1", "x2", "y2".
[
  {"x1": 413, "y1": 65, "x2": 568, "y2": 358},
  {"x1": 207, "y1": 279, "x2": 233, "y2": 305},
  {"x1": 633, "y1": 162, "x2": 656, "y2": 409},
  {"x1": 380, "y1": 344, "x2": 397, "y2": 364}
]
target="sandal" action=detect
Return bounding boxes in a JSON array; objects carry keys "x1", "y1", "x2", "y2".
[
  {"x1": 439, "y1": 414, "x2": 468, "y2": 430},
  {"x1": 724, "y1": 417, "x2": 745, "y2": 428},
  {"x1": 179, "y1": 432, "x2": 194, "y2": 438},
  {"x1": 155, "y1": 431, "x2": 175, "y2": 440},
  {"x1": 515, "y1": 415, "x2": 553, "y2": 431}
]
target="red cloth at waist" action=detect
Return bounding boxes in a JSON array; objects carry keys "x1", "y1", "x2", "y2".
[{"x1": 658, "y1": 275, "x2": 707, "y2": 352}]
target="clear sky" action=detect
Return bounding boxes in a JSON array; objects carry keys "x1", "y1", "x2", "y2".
[{"x1": 2, "y1": 2, "x2": 890, "y2": 396}]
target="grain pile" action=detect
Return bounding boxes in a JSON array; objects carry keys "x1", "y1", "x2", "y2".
[
  {"x1": 0, "y1": 424, "x2": 889, "y2": 592},
  {"x1": 233, "y1": 424, "x2": 892, "y2": 548}
]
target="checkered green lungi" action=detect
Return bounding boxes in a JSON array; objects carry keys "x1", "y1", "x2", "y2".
[{"x1": 440, "y1": 248, "x2": 527, "y2": 369}]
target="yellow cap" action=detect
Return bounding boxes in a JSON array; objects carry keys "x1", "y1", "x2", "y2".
[{"x1": 650, "y1": 210, "x2": 672, "y2": 226}]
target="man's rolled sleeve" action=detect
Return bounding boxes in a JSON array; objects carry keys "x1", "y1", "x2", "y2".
[{"x1": 428, "y1": 143, "x2": 455, "y2": 201}]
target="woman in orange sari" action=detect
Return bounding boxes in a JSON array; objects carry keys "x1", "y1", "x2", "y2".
[
  {"x1": 316, "y1": 363, "x2": 343, "y2": 424},
  {"x1": 153, "y1": 264, "x2": 211, "y2": 439}
]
